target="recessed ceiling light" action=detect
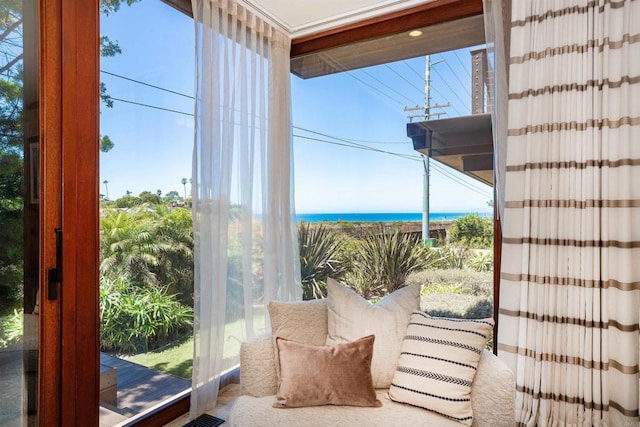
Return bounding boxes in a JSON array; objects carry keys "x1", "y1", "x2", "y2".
[{"x1": 409, "y1": 30, "x2": 423, "y2": 37}]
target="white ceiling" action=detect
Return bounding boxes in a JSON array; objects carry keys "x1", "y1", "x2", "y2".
[{"x1": 244, "y1": 0, "x2": 434, "y2": 37}]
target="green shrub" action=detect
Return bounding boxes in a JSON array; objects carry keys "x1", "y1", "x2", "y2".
[
  {"x1": 407, "y1": 269, "x2": 492, "y2": 297},
  {"x1": 114, "y1": 195, "x2": 142, "y2": 208},
  {"x1": 100, "y1": 276, "x2": 193, "y2": 353},
  {"x1": 298, "y1": 222, "x2": 348, "y2": 300},
  {"x1": 422, "y1": 294, "x2": 493, "y2": 319},
  {"x1": 0, "y1": 309, "x2": 23, "y2": 348},
  {"x1": 448, "y1": 214, "x2": 493, "y2": 248}
]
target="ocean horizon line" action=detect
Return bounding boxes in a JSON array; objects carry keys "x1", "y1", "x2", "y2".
[{"x1": 296, "y1": 212, "x2": 492, "y2": 223}]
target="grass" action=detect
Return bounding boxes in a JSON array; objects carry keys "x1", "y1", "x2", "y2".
[
  {"x1": 125, "y1": 335, "x2": 194, "y2": 379},
  {"x1": 122, "y1": 305, "x2": 266, "y2": 380}
]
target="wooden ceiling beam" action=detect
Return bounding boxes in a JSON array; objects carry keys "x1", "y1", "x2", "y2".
[{"x1": 291, "y1": 0, "x2": 483, "y2": 58}]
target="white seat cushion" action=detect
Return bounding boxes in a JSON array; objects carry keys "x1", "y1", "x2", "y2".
[{"x1": 228, "y1": 390, "x2": 462, "y2": 427}]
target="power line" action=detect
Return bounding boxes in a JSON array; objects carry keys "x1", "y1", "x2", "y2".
[
  {"x1": 384, "y1": 63, "x2": 425, "y2": 96},
  {"x1": 345, "y1": 71, "x2": 405, "y2": 107},
  {"x1": 108, "y1": 93, "x2": 491, "y2": 198},
  {"x1": 428, "y1": 85, "x2": 463, "y2": 116},
  {"x1": 294, "y1": 127, "x2": 419, "y2": 161},
  {"x1": 292, "y1": 126, "x2": 406, "y2": 144},
  {"x1": 101, "y1": 69, "x2": 194, "y2": 99},
  {"x1": 402, "y1": 60, "x2": 424, "y2": 81},
  {"x1": 294, "y1": 134, "x2": 421, "y2": 162},
  {"x1": 296, "y1": 129, "x2": 492, "y2": 198},
  {"x1": 400, "y1": 60, "x2": 464, "y2": 116},
  {"x1": 109, "y1": 96, "x2": 193, "y2": 116},
  {"x1": 360, "y1": 69, "x2": 417, "y2": 105},
  {"x1": 430, "y1": 161, "x2": 492, "y2": 197},
  {"x1": 439, "y1": 55, "x2": 472, "y2": 98},
  {"x1": 454, "y1": 51, "x2": 472, "y2": 80},
  {"x1": 318, "y1": 53, "x2": 414, "y2": 109},
  {"x1": 108, "y1": 94, "x2": 412, "y2": 154},
  {"x1": 431, "y1": 66, "x2": 471, "y2": 114},
  {"x1": 295, "y1": 127, "x2": 493, "y2": 197}
]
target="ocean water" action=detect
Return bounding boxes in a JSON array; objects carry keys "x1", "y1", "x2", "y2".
[{"x1": 296, "y1": 212, "x2": 492, "y2": 223}]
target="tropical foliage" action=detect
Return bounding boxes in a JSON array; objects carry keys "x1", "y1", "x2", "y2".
[
  {"x1": 99, "y1": 205, "x2": 194, "y2": 352},
  {"x1": 99, "y1": 276, "x2": 192, "y2": 354}
]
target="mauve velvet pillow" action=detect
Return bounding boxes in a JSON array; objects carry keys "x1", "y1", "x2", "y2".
[{"x1": 273, "y1": 335, "x2": 382, "y2": 409}]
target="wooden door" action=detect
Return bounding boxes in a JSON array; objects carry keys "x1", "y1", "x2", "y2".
[{"x1": 40, "y1": 0, "x2": 100, "y2": 424}]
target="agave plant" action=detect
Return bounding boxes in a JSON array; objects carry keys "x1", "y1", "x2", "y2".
[
  {"x1": 350, "y1": 227, "x2": 437, "y2": 298},
  {"x1": 465, "y1": 250, "x2": 493, "y2": 272},
  {"x1": 298, "y1": 222, "x2": 348, "y2": 300}
]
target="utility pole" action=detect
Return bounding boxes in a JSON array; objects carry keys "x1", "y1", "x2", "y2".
[
  {"x1": 422, "y1": 55, "x2": 431, "y2": 245},
  {"x1": 404, "y1": 56, "x2": 450, "y2": 244}
]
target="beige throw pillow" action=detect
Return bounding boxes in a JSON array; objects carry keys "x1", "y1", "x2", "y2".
[
  {"x1": 273, "y1": 335, "x2": 382, "y2": 408},
  {"x1": 388, "y1": 311, "x2": 494, "y2": 426},
  {"x1": 268, "y1": 298, "x2": 328, "y2": 346},
  {"x1": 326, "y1": 278, "x2": 420, "y2": 388},
  {"x1": 268, "y1": 299, "x2": 328, "y2": 381}
]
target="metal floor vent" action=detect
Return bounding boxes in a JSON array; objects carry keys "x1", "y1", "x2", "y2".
[{"x1": 183, "y1": 414, "x2": 225, "y2": 427}]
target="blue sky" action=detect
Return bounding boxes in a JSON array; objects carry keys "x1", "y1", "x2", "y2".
[{"x1": 100, "y1": 1, "x2": 493, "y2": 213}]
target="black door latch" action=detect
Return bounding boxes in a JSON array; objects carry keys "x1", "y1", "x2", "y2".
[{"x1": 48, "y1": 228, "x2": 62, "y2": 301}]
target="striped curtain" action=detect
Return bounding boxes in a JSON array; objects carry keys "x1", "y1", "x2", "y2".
[{"x1": 498, "y1": 1, "x2": 640, "y2": 426}]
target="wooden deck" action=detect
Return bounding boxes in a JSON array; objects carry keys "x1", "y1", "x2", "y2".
[{"x1": 99, "y1": 353, "x2": 190, "y2": 425}]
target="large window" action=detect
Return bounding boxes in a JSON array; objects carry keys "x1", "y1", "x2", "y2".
[
  {"x1": 98, "y1": 2, "x2": 195, "y2": 424},
  {"x1": 292, "y1": 48, "x2": 495, "y2": 332}
]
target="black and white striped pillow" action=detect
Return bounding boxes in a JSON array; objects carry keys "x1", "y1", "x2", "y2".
[{"x1": 388, "y1": 311, "x2": 494, "y2": 426}]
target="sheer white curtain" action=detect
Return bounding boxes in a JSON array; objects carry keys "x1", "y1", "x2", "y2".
[
  {"x1": 482, "y1": 0, "x2": 509, "y2": 219},
  {"x1": 190, "y1": 0, "x2": 301, "y2": 417},
  {"x1": 498, "y1": 0, "x2": 640, "y2": 425}
]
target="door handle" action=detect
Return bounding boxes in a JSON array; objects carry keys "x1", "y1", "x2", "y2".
[{"x1": 47, "y1": 228, "x2": 62, "y2": 300}]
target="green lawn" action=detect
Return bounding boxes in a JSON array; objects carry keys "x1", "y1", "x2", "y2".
[
  {"x1": 123, "y1": 306, "x2": 266, "y2": 380},
  {"x1": 124, "y1": 335, "x2": 194, "y2": 379}
]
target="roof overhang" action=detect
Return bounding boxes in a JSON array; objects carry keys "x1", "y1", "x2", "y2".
[
  {"x1": 407, "y1": 113, "x2": 493, "y2": 186},
  {"x1": 161, "y1": 0, "x2": 485, "y2": 79}
]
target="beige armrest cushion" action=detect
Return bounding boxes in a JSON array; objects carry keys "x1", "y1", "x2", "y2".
[
  {"x1": 240, "y1": 333, "x2": 277, "y2": 397},
  {"x1": 470, "y1": 350, "x2": 516, "y2": 427}
]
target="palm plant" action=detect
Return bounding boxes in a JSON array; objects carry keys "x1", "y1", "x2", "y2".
[
  {"x1": 99, "y1": 204, "x2": 172, "y2": 286},
  {"x1": 154, "y1": 206, "x2": 194, "y2": 305},
  {"x1": 298, "y1": 222, "x2": 347, "y2": 300}
]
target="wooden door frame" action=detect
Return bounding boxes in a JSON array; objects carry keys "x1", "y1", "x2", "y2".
[
  {"x1": 39, "y1": 0, "x2": 62, "y2": 422},
  {"x1": 40, "y1": 0, "x2": 100, "y2": 424}
]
